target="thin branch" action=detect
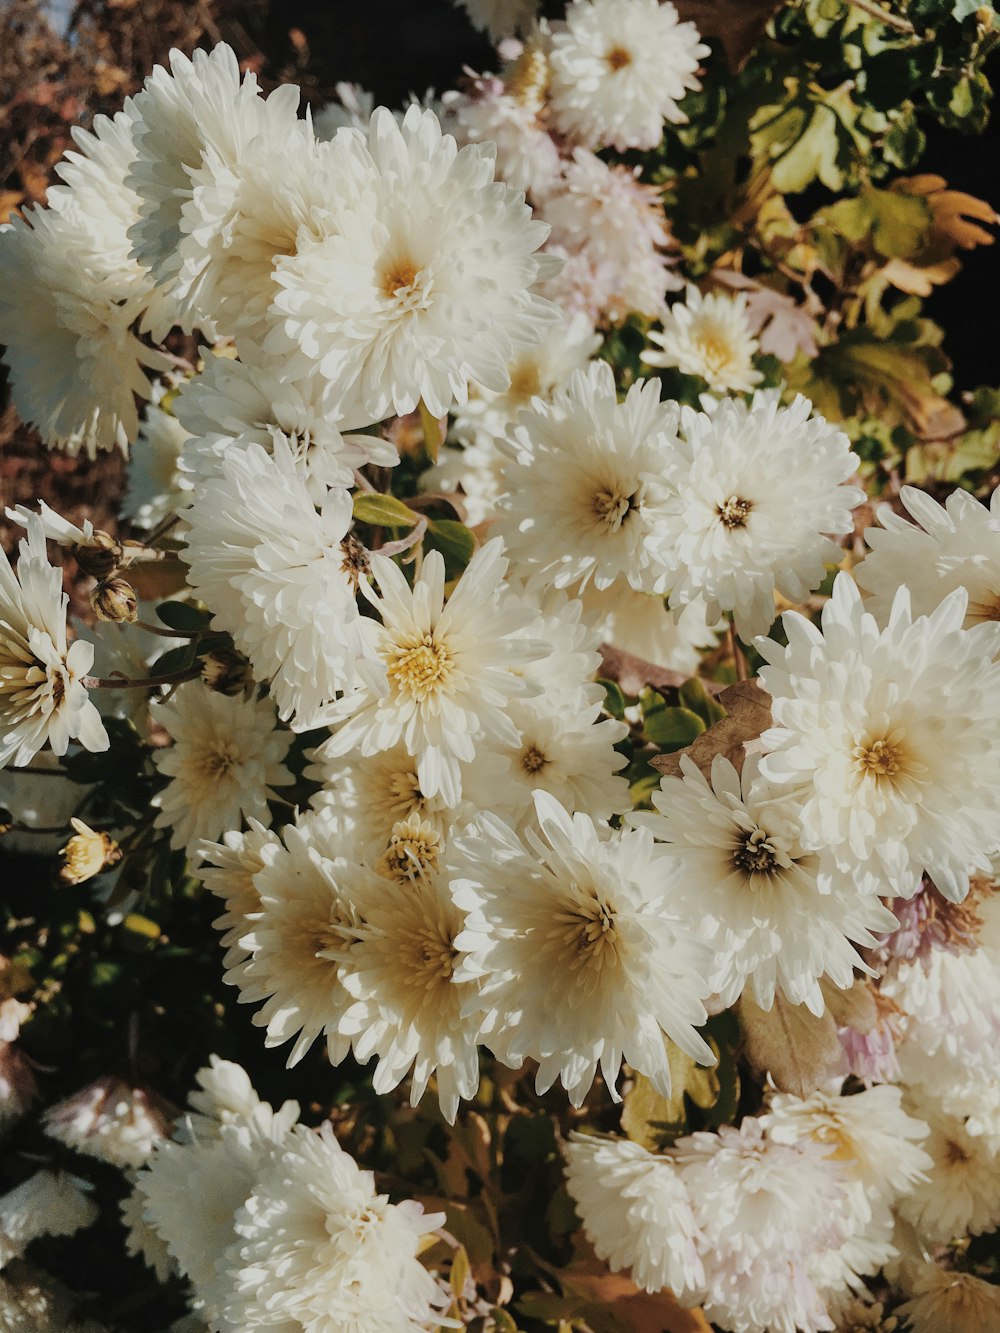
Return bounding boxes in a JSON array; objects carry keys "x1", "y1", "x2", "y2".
[
  {"x1": 134, "y1": 619, "x2": 203, "y2": 640},
  {"x1": 83, "y1": 665, "x2": 201, "y2": 691},
  {"x1": 378, "y1": 516, "x2": 428, "y2": 559},
  {"x1": 848, "y1": 0, "x2": 915, "y2": 33},
  {"x1": 729, "y1": 621, "x2": 749, "y2": 683}
]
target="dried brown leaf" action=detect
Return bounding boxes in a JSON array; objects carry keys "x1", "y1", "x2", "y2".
[
  {"x1": 673, "y1": 0, "x2": 785, "y2": 70},
  {"x1": 599, "y1": 644, "x2": 692, "y2": 695},
  {"x1": 652, "y1": 680, "x2": 772, "y2": 779},
  {"x1": 561, "y1": 1244, "x2": 712, "y2": 1332},
  {"x1": 821, "y1": 976, "x2": 878, "y2": 1036},
  {"x1": 737, "y1": 991, "x2": 843, "y2": 1097}
]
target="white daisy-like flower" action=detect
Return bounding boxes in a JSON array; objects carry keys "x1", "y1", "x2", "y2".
[
  {"x1": 0, "y1": 517, "x2": 108, "y2": 770},
  {"x1": 452, "y1": 792, "x2": 714, "y2": 1104},
  {"x1": 151, "y1": 683, "x2": 292, "y2": 855},
  {"x1": 897, "y1": 1263, "x2": 1000, "y2": 1333},
  {"x1": 222, "y1": 1121, "x2": 448, "y2": 1333},
  {"x1": 580, "y1": 584, "x2": 722, "y2": 676},
  {"x1": 182, "y1": 441, "x2": 382, "y2": 727},
  {"x1": 643, "y1": 287, "x2": 763, "y2": 394},
  {"x1": 0, "y1": 204, "x2": 167, "y2": 456},
  {"x1": 655, "y1": 394, "x2": 864, "y2": 642},
  {"x1": 757, "y1": 574, "x2": 1000, "y2": 902},
  {"x1": 43, "y1": 1078, "x2": 173, "y2": 1169},
  {"x1": 321, "y1": 538, "x2": 544, "y2": 806},
  {"x1": 540, "y1": 149, "x2": 680, "y2": 323},
  {"x1": 858, "y1": 484, "x2": 1000, "y2": 628},
  {"x1": 486, "y1": 695, "x2": 630, "y2": 828},
  {"x1": 269, "y1": 104, "x2": 557, "y2": 425},
  {"x1": 563, "y1": 1134, "x2": 705, "y2": 1300},
  {"x1": 332, "y1": 867, "x2": 482, "y2": 1123},
  {"x1": 125, "y1": 43, "x2": 301, "y2": 302},
  {"x1": 196, "y1": 821, "x2": 280, "y2": 971},
  {"x1": 453, "y1": 0, "x2": 540, "y2": 39},
  {"x1": 498, "y1": 361, "x2": 680, "y2": 593},
  {"x1": 634, "y1": 755, "x2": 898, "y2": 1014},
  {"x1": 123, "y1": 384, "x2": 192, "y2": 530},
  {"x1": 548, "y1": 0, "x2": 708, "y2": 150},
  {"x1": 175, "y1": 350, "x2": 397, "y2": 503},
  {"x1": 897, "y1": 1092, "x2": 1000, "y2": 1243},
  {"x1": 0, "y1": 1172, "x2": 98, "y2": 1269},
  {"x1": 227, "y1": 813, "x2": 376, "y2": 1068},
  {"x1": 673, "y1": 1119, "x2": 847, "y2": 1333}
]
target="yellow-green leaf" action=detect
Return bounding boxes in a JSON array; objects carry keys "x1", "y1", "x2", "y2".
[{"x1": 351, "y1": 493, "x2": 420, "y2": 528}]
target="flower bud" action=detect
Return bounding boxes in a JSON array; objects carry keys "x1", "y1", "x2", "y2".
[
  {"x1": 200, "y1": 648, "x2": 252, "y2": 696},
  {"x1": 91, "y1": 577, "x2": 138, "y2": 623},
  {"x1": 59, "y1": 819, "x2": 122, "y2": 885},
  {"x1": 74, "y1": 530, "x2": 123, "y2": 580}
]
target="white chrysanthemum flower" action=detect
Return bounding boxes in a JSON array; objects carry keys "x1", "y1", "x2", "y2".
[
  {"x1": 858, "y1": 484, "x2": 1000, "y2": 628},
  {"x1": 305, "y1": 740, "x2": 481, "y2": 862},
  {"x1": 634, "y1": 756, "x2": 897, "y2": 1014},
  {"x1": 540, "y1": 149, "x2": 679, "y2": 323},
  {"x1": 270, "y1": 104, "x2": 557, "y2": 425},
  {"x1": 453, "y1": 0, "x2": 540, "y2": 39},
  {"x1": 321, "y1": 538, "x2": 543, "y2": 806},
  {"x1": 123, "y1": 385, "x2": 191, "y2": 530},
  {"x1": 563, "y1": 1134, "x2": 705, "y2": 1299},
  {"x1": 175, "y1": 350, "x2": 397, "y2": 503},
  {"x1": 0, "y1": 1173, "x2": 97, "y2": 1268},
  {"x1": 151, "y1": 683, "x2": 292, "y2": 855},
  {"x1": 223, "y1": 1121, "x2": 447, "y2": 1333},
  {"x1": 196, "y1": 821, "x2": 280, "y2": 970},
  {"x1": 125, "y1": 43, "x2": 301, "y2": 302},
  {"x1": 499, "y1": 361, "x2": 680, "y2": 593},
  {"x1": 548, "y1": 0, "x2": 708, "y2": 150},
  {"x1": 4, "y1": 501, "x2": 97, "y2": 550},
  {"x1": 674, "y1": 1120, "x2": 847, "y2": 1333},
  {"x1": 0, "y1": 204, "x2": 166, "y2": 456},
  {"x1": 331, "y1": 868, "x2": 482, "y2": 1123},
  {"x1": 897, "y1": 1091, "x2": 1000, "y2": 1243},
  {"x1": 655, "y1": 394, "x2": 864, "y2": 642},
  {"x1": 182, "y1": 441, "x2": 382, "y2": 727},
  {"x1": 0, "y1": 517, "x2": 108, "y2": 769},
  {"x1": 509, "y1": 583, "x2": 608, "y2": 711},
  {"x1": 227, "y1": 814, "x2": 378, "y2": 1067},
  {"x1": 132, "y1": 1102, "x2": 297, "y2": 1320},
  {"x1": 487, "y1": 696, "x2": 630, "y2": 828},
  {"x1": 446, "y1": 57, "x2": 561, "y2": 199},
  {"x1": 758, "y1": 574, "x2": 1000, "y2": 902},
  {"x1": 897, "y1": 1263, "x2": 1000, "y2": 1333},
  {"x1": 580, "y1": 584, "x2": 722, "y2": 676},
  {"x1": 183, "y1": 1057, "x2": 284, "y2": 1141},
  {"x1": 43, "y1": 1078, "x2": 173, "y2": 1169},
  {"x1": 453, "y1": 792, "x2": 714, "y2": 1104},
  {"x1": 643, "y1": 287, "x2": 763, "y2": 393}
]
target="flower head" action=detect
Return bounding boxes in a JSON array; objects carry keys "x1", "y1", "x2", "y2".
[
  {"x1": 43, "y1": 1077, "x2": 174, "y2": 1169},
  {"x1": 642, "y1": 287, "x2": 762, "y2": 393}
]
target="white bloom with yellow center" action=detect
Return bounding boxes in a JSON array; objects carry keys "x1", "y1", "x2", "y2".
[
  {"x1": 270, "y1": 104, "x2": 557, "y2": 425},
  {"x1": 321, "y1": 538, "x2": 544, "y2": 806},
  {"x1": 757, "y1": 574, "x2": 1000, "y2": 902},
  {"x1": 182, "y1": 440, "x2": 383, "y2": 728},
  {"x1": 897, "y1": 1263, "x2": 1000, "y2": 1333},
  {"x1": 549, "y1": 0, "x2": 708, "y2": 150},
  {"x1": 563, "y1": 1134, "x2": 705, "y2": 1300},
  {"x1": 654, "y1": 393, "x2": 864, "y2": 642},
  {"x1": 642, "y1": 287, "x2": 762, "y2": 394},
  {"x1": 859, "y1": 484, "x2": 1000, "y2": 628},
  {"x1": 223, "y1": 1122, "x2": 448, "y2": 1333},
  {"x1": 152, "y1": 683, "x2": 292, "y2": 855},
  {"x1": 499, "y1": 361, "x2": 681, "y2": 593},
  {"x1": 452, "y1": 792, "x2": 714, "y2": 1105},
  {"x1": 897, "y1": 1090, "x2": 1000, "y2": 1243},
  {"x1": 634, "y1": 755, "x2": 897, "y2": 1014},
  {"x1": 0, "y1": 517, "x2": 108, "y2": 770},
  {"x1": 0, "y1": 203, "x2": 167, "y2": 456}
]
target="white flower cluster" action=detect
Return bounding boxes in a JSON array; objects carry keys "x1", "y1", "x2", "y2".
[{"x1": 125, "y1": 1059, "x2": 448, "y2": 1332}]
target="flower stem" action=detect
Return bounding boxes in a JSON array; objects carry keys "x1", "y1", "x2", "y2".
[
  {"x1": 729, "y1": 620, "x2": 749, "y2": 683},
  {"x1": 83, "y1": 665, "x2": 201, "y2": 691},
  {"x1": 134, "y1": 619, "x2": 203, "y2": 640}
]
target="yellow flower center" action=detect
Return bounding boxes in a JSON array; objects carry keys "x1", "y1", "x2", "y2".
[
  {"x1": 605, "y1": 45, "x2": 633, "y2": 71},
  {"x1": 694, "y1": 327, "x2": 738, "y2": 376},
  {"x1": 521, "y1": 743, "x2": 551, "y2": 776},
  {"x1": 375, "y1": 817, "x2": 442, "y2": 882},
  {"x1": 505, "y1": 45, "x2": 550, "y2": 111},
  {"x1": 717, "y1": 496, "x2": 754, "y2": 529},
  {"x1": 403, "y1": 924, "x2": 457, "y2": 990},
  {"x1": 733, "y1": 827, "x2": 779, "y2": 876},
  {"x1": 386, "y1": 635, "x2": 454, "y2": 701},
  {"x1": 854, "y1": 738, "x2": 901, "y2": 782},
  {"x1": 508, "y1": 362, "x2": 542, "y2": 401},
  {"x1": 553, "y1": 891, "x2": 621, "y2": 977},
  {"x1": 593, "y1": 487, "x2": 638, "y2": 533}
]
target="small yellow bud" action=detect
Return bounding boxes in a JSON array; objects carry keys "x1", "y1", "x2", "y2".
[
  {"x1": 91, "y1": 577, "x2": 138, "y2": 623},
  {"x1": 200, "y1": 648, "x2": 251, "y2": 696},
  {"x1": 74, "y1": 530, "x2": 123, "y2": 580},
  {"x1": 59, "y1": 819, "x2": 122, "y2": 885}
]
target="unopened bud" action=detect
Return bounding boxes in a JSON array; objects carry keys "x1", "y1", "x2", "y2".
[
  {"x1": 74, "y1": 530, "x2": 123, "y2": 580},
  {"x1": 59, "y1": 819, "x2": 122, "y2": 885},
  {"x1": 91, "y1": 577, "x2": 138, "y2": 623},
  {"x1": 200, "y1": 648, "x2": 251, "y2": 696}
]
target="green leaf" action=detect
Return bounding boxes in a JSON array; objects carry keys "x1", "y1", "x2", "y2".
[
  {"x1": 351, "y1": 493, "x2": 420, "y2": 528},
  {"x1": 679, "y1": 677, "x2": 727, "y2": 728},
  {"x1": 640, "y1": 688, "x2": 706, "y2": 751},
  {"x1": 425, "y1": 519, "x2": 477, "y2": 577},
  {"x1": 598, "y1": 677, "x2": 627, "y2": 720},
  {"x1": 151, "y1": 643, "x2": 198, "y2": 678},
  {"x1": 491, "y1": 1309, "x2": 519, "y2": 1333},
  {"x1": 954, "y1": 0, "x2": 985, "y2": 19},
  {"x1": 155, "y1": 599, "x2": 210, "y2": 631}
]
